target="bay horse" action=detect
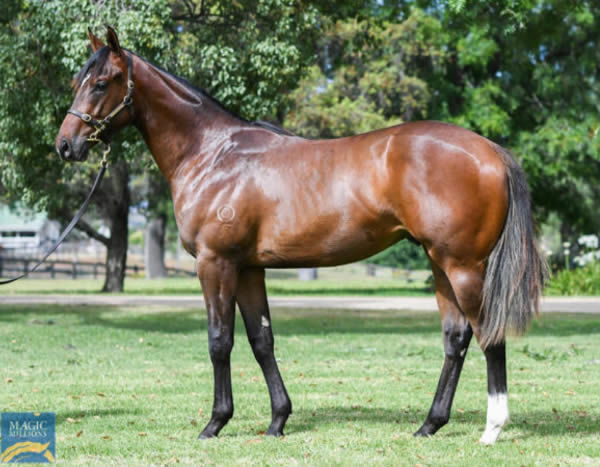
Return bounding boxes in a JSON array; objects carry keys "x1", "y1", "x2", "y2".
[{"x1": 56, "y1": 27, "x2": 547, "y2": 444}]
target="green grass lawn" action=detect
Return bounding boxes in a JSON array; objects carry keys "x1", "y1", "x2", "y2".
[
  {"x1": 0, "y1": 305, "x2": 599, "y2": 465},
  {"x1": 0, "y1": 277, "x2": 432, "y2": 296}
]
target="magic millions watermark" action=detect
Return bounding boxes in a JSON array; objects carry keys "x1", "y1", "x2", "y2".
[{"x1": 1, "y1": 413, "x2": 55, "y2": 463}]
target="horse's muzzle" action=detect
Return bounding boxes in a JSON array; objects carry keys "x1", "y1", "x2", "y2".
[{"x1": 56, "y1": 136, "x2": 89, "y2": 162}]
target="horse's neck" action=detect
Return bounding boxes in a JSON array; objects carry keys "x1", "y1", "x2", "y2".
[{"x1": 131, "y1": 56, "x2": 243, "y2": 182}]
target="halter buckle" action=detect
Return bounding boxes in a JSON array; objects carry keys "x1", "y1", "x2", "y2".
[{"x1": 82, "y1": 114, "x2": 92, "y2": 123}]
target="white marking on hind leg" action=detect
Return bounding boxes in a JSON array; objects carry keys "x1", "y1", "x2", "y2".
[
  {"x1": 480, "y1": 392, "x2": 509, "y2": 445},
  {"x1": 261, "y1": 316, "x2": 270, "y2": 328}
]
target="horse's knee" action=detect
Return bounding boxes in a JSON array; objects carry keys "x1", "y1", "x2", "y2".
[
  {"x1": 273, "y1": 398, "x2": 292, "y2": 418},
  {"x1": 427, "y1": 405, "x2": 450, "y2": 428},
  {"x1": 252, "y1": 339, "x2": 274, "y2": 363},
  {"x1": 249, "y1": 328, "x2": 273, "y2": 357},
  {"x1": 208, "y1": 332, "x2": 234, "y2": 363}
]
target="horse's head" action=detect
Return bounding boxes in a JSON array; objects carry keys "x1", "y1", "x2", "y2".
[{"x1": 56, "y1": 26, "x2": 134, "y2": 162}]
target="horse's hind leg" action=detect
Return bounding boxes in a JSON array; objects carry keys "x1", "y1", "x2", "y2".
[
  {"x1": 444, "y1": 261, "x2": 509, "y2": 444},
  {"x1": 415, "y1": 262, "x2": 473, "y2": 436},
  {"x1": 236, "y1": 268, "x2": 292, "y2": 436},
  {"x1": 480, "y1": 342, "x2": 508, "y2": 444}
]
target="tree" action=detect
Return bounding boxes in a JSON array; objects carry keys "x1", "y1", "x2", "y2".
[
  {"x1": 285, "y1": 9, "x2": 447, "y2": 137},
  {"x1": 133, "y1": 171, "x2": 171, "y2": 278}
]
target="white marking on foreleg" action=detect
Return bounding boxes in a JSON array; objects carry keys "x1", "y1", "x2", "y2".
[{"x1": 480, "y1": 392, "x2": 509, "y2": 445}]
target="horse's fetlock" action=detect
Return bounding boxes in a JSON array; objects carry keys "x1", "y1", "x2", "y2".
[
  {"x1": 212, "y1": 406, "x2": 233, "y2": 423},
  {"x1": 273, "y1": 400, "x2": 292, "y2": 418},
  {"x1": 429, "y1": 413, "x2": 450, "y2": 428}
]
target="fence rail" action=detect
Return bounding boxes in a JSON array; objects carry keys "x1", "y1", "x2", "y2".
[{"x1": 0, "y1": 256, "x2": 195, "y2": 280}]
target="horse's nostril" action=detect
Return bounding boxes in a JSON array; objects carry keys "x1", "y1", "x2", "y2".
[{"x1": 60, "y1": 139, "x2": 71, "y2": 158}]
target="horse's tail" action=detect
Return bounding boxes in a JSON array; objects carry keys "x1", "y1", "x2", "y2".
[{"x1": 479, "y1": 144, "x2": 549, "y2": 350}]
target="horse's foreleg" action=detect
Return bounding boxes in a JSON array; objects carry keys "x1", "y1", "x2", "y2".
[
  {"x1": 415, "y1": 262, "x2": 473, "y2": 437},
  {"x1": 236, "y1": 268, "x2": 292, "y2": 436},
  {"x1": 197, "y1": 257, "x2": 237, "y2": 439},
  {"x1": 480, "y1": 342, "x2": 509, "y2": 444}
]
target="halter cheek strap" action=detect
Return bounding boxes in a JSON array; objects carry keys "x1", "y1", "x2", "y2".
[{"x1": 67, "y1": 53, "x2": 134, "y2": 151}]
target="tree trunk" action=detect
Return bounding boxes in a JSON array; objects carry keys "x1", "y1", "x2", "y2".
[
  {"x1": 144, "y1": 214, "x2": 167, "y2": 278},
  {"x1": 102, "y1": 160, "x2": 130, "y2": 292}
]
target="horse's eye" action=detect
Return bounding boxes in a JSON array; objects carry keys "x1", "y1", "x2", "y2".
[{"x1": 94, "y1": 80, "x2": 108, "y2": 91}]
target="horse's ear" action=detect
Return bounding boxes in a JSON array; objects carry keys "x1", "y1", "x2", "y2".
[
  {"x1": 88, "y1": 27, "x2": 104, "y2": 52},
  {"x1": 105, "y1": 25, "x2": 122, "y2": 55}
]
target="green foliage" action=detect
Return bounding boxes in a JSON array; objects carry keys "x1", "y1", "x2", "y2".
[
  {"x1": 173, "y1": 0, "x2": 319, "y2": 120},
  {"x1": 518, "y1": 117, "x2": 600, "y2": 231},
  {"x1": 368, "y1": 240, "x2": 429, "y2": 270},
  {"x1": 548, "y1": 262, "x2": 600, "y2": 295},
  {"x1": 285, "y1": 9, "x2": 447, "y2": 137},
  {"x1": 128, "y1": 229, "x2": 144, "y2": 248}
]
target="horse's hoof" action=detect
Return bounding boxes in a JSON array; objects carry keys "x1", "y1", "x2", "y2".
[
  {"x1": 198, "y1": 431, "x2": 217, "y2": 440},
  {"x1": 413, "y1": 426, "x2": 434, "y2": 437},
  {"x1": 266, "y1": 427, "x2": 284, "y2": 437}
]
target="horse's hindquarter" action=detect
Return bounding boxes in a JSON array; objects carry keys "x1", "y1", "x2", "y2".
[{"x1": 387, "y1": 122, "x2": 509, "y2": 265}]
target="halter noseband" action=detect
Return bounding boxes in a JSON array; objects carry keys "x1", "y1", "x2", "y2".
[{"x1": 67, "y1": 53, "x2": 134, "y2": 165}]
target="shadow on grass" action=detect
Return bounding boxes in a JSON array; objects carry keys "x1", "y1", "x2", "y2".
[
  {"x1": 56, "y1": 407, "x2": 144, "y2": 426},
  {"x1": 266, "y1": 286, "x2": 432, "y2": 296},
  {"x1": 288, "y1": 406, "x2": 600, "y2": 438},
  {"x1": 510, "y1": 412, "x2": 600, "y2": 438},
  {"x1": 0, "y1": 305, "x2": 206, "y2": 334},
  {"x1": 528, "y1": 313, "x2": 600, "y2": 337},
  {"x1": 289, "y1": 405, "x2": 429, "y2": 435},
  {"x1": 0, "y1": 305, "x2": 443, "y2": 336},
  {"x1": 0, "y1": 305, "x2": 599, "y2": 338},
  {"x1": 78, "y1": 309, "x2": 206, "y2": 334}
]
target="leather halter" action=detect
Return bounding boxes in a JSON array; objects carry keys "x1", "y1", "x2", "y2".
[{"x1": 67, "y1": 52, "x2": 134, "y2": 149}]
